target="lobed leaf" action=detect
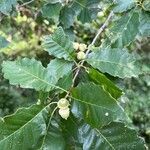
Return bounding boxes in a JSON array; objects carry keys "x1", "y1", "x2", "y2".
[
  {"x1": 42, "y1": 27, "x2": 75, "y2": 61},
  {"x1": 0, "y1": 105, "x2": 48, "y2": 149},
  {"x1": 79, "y1": 122, "x2": 146, "y2": 150},
  {"x1": 63, "y1": 118, "x2": 146, "y2": 150},
  {"x1": 75, "y1": 0, "x2": 100, "y2": 23},
  {"x1": 59, "y1": 0, "x2": 100, "y2": 28},
  {"x1": 71, "y1": 82, "x2": 126, "y2": 128},
  {"x1": 87, "y1": 48, "x2": 141, "y2": 78},
  {"x1": 47, "y1": 58, "x2": 73, "y2": 80},
  {"x1": 2, "y1": 58, "x2": 69, "y2": 92},
  {"x1": 88, "y1": 68, "x2": 123, "y2": 99}
]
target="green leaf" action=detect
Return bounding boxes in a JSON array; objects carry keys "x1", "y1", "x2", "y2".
[
  {"x1": 38, "y1": 91, "x2": 49, "y2": 105},
  {"x1": 88, "y1": 68, "x2": 123, "y2": 99},
  {"x1": 57, "y1": 72, "x2": 73, "y2": 91},
  {"x1": 0, "y1": 36, "x2": 9, "y2": 49},
  {"x1": 77, "y1": 7, "x2": 100, "y2": 24},
  {"x1": 59, "y1": 0, "x2": 100, "y2": 28},
  {"x1": 139, "y1": 10, "x2": 150, "y2": 36},
  {"x1": 87, "y1": 48, "x2": 141, "y2": 78},
  {"x1": 80, "y1": 122, "x2": 146, "y2": 150},
  {"x1": 143, "y1": 0, "x2": 150, "y2": 12},
  {"x1": 47, "y1": 58, "x2": 73, "y2": 92},
  {"x1": 0, "y1": 105, "x2": 48, "y2": 149},
  {"x1": 0, "y1": 0, "x2": 17, "y2": 15},
  {"x1": 64, "y1": 28, "x2": 75, "y2": 41},
  {"x1": 42, "y1": 27, "x2": 75, "y2": 61},
  {"x1": 111, "y1": 11, "x2": 140, "y2": 48},
  {"x1": 41, "y1": 2, "x2": 62, "y2": 20},
  {"x1": 60, "y1": 116, "x2": 83, "y2": 149},
  {"x1": 40, "y1": 119, "x2": 65, "y2": 150},
  {"x1": 2, "y1": 58, "x2": 65, "y2": 92},
  {"x1": 113, "y1": 0, "x2": 136, "y2": 13},
  {"x1": 71, "y1": 82, "x2": 126, "y2": 128},
  {"x1": 59, "y1": 6, "x2": 76, "y2": 29},
  {"x1": 63, "y1": 117, "x2": 146, "y2": 150},
  {"x1": 75, "y1": 0, "x2": 100, "y2": 23},
  {"x1": 47, "y1": 58, "x2": 73, "y2": 80}
]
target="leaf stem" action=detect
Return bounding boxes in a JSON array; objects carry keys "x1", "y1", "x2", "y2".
[{"x1": 49, "y1": 102, "x2": 58, "y2": 106}]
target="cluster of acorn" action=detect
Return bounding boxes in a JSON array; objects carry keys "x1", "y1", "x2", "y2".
[
  {"x1": 57, "y1": 98, "x2": 70, "y2": 120},
  {"x1": 73, "y1": 42, "x2": 87, "y2": 60},
  {"x1": 57, "y1": 43, "x2": 88, "y2": 120}
]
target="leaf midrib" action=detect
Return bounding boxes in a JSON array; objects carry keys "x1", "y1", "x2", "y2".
[
  {"x1": 87, "y1": 59, "x2": 136, "y2": 70},
  {"x1": 0, "y1": 106, "x2": 47, "y2": 144},
  {"x1": 71, "y1": 96, "x2": 122, "y2": 113},
  {"x1": 13, "y1": 64, "x2": 67, "y2": 92},
  {"x1": 96, "y1": 129, "x2": 116, "y2": 150},
  {"x1": 48, "y1": 36, "x2": 74, "y2": 60}
]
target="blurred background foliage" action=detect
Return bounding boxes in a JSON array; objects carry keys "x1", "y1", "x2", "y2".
[{"x1": 0, "y1": 0, "x2": 149, "y2": 148}]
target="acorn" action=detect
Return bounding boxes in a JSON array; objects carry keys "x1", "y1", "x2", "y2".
[
  {"x1": 57, "y1": 98, "x2": 69, "y2": 109},
  {"x1": 73, "y1": 42, "x2": 80, "y2": 50},
  {"x1": 77, "y1": 51, "x2": 86, "y2": 60},
  {"x1": 58, "y1": 108, "x2": 70, "y2": 120},
  {"x1": 79, "y1": 43, "x2": 87, "y2": 51}
]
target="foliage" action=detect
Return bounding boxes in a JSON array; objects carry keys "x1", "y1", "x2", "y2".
[
  {"x1": 125, "y1": 76, "x2": 150, "y2": 148},
  {"x1": 124, "y1": 40, "x2": 150, "y2": 148},
  {"x1": 0, "y1": 36, "x2": 9, "y2": 49},
  {"x1": 0, "y1": 0, "x2": 149, "y2": 149},
  {"x1": 0, "y1": 54, "x2": 37, "y2": 117}
]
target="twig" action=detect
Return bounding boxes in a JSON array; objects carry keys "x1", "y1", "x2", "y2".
[
  {"x1": 19, "y1": 0, "x2": 34, "y2": 7},
  {"x1": 65, "y1": 11, "x2": 114, "y2": 98},
  {"x1": 72, "y1": 11, "x2": 114, "y2": 87}
]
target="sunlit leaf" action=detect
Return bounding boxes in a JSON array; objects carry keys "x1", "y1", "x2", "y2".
[
  {"x1": 2, "y1": 58, "x2": 67, "y2": 92},
  {"x1": 42, "y1": 27, "x2": 75, "y2": 61}
]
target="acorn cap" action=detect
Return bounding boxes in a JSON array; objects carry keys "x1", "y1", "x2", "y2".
[
  {"x1": 77, "y1": 51, "x2": 86, "y2": 60},
  {"x1": 79, "y1": 43, "x2": 87, "y2": 51},
  {"x1": 57, "y1": 98, "x2": 70, "y2": 109}
]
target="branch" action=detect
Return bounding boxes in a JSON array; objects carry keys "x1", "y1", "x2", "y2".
[
  {"x1": 72, "y1": 11, "x2": 114, "y2": 87},
  {"x1": 19, "y1": 0, "x2": 34, "y2": 7},
  {"x1": 90, "y1": 11, "x2": 114, "y2": 46}
]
